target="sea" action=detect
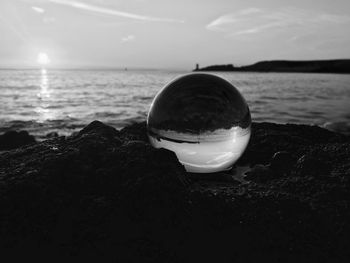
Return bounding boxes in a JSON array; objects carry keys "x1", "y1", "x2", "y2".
[{"x1": 0, "y1": 69, "x2": 349, "y2": 139}]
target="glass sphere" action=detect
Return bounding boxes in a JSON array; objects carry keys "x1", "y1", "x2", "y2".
[{"x1": 147, "y1": 73, "x2": 251, "y2": 173}]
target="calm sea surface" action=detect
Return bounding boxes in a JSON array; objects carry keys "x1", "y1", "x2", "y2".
[{"x1": 0, "y1": 69, "x2": 349, "y2": 139}]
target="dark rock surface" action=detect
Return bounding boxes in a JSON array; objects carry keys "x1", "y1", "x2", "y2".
[
  {"x1": 0, "y1": 120, "x2": 349, "y2": 262},
  {"x1": 0, "y1": 130, "x2": 36, "y2": 150}
]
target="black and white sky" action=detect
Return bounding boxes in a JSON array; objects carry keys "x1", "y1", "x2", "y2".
[{"x1": 1, "y1": 0, "x2": 350, "y2": 69}]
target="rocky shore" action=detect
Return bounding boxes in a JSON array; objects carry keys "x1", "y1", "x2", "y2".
[{"x1": 0, "y1": 121, "x2": 349, "y2": 262}]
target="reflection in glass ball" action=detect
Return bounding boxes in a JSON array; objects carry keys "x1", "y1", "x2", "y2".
[{"x1": 147, "y1": 73, "x2": 251, "y2": 173}]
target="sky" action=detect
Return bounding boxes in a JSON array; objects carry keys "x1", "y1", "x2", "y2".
[{"x1": 0, "y1": 0, "x2": 350, "y2": 69}]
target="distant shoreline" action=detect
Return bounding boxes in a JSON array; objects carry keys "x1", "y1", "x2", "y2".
[{"x1": 194, "y1": 59, "x2": 350, "y2": 74}]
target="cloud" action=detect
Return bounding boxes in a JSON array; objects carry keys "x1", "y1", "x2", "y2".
[
  {"x1": 206, "y1": 7, "x2": 350, "y2": 37},
  {"x1": 121, "y1": 35, "x2": 135, "y2": 43},
  {"x1": 48, "y1": 0, "x2": 184, "y2": 23},
  {"x1": 32, "y1": 6, "x2": 45, "y2": 13}
]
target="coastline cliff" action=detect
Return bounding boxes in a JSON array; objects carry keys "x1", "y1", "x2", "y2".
[{"x1": 194, "y1": 59, "x2": 350, "y2": 74}]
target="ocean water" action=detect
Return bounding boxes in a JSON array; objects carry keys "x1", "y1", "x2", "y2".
[{"x1": 0, "y1": 69, "x2": 349, "y2": 139}]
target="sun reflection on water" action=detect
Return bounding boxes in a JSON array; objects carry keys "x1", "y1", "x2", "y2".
[
  {"x1": 35, "y1": 68, "x2": 54, "y2": 122},
  {"x1": 39, "y1": 69, "x2": 50, "y2": 98}
]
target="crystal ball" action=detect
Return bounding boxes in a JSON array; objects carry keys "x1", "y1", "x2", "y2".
[{"x1": 147, "y1": 73, "x2": 251, "y2": 173}]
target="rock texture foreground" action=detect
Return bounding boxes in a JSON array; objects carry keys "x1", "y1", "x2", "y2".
[{"x1": 0, "y1": 121, "x2": 349, "y2": 262}]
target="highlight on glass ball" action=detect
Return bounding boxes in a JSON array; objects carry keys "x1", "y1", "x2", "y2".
[{"x1": 147, "y1": 73, "x2": 251, "y2": 173}]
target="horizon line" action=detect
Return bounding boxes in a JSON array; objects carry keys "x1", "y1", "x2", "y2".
[
  {"x1": 0, "y1": 66, "x2": 189, "y2": 71},
  {"x1": 1, "y1": 58, "x2": 349, "y2": 71}
]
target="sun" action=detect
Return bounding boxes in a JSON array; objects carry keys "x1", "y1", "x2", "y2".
[{"x1": 37, "y1": 52, "x2": 50, "y2": 66}]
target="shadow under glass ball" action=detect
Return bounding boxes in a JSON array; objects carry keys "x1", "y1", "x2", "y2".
[{"x1": 147, "y1": 73, "x2": 251, "y2": 173}]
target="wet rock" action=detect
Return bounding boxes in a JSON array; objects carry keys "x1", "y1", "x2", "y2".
[
  {"x1": 244, "y1": 164, "x2": 273, "y2": 182},
  {"x1": 0, "y1": 130, "x2": 36, "y2": 150},
  {"x1": 270, "y1": 151, "x2": 295, "y2": 175},
  {"x1": 293, "y1": 144, "x2": 343, "y2": 177},
  {"x1": 238, "y1": 122, "x2": 347, "y2": 165},
  {"x1": 119, "y1": 121, "x2": 149, "y2": 142},
  {"x1": 78, "y1": 120, "x2": 120, "y2": 139},
  {"x1": 244, "y1": 151, "x2": 295, "y2": 182},
  {"x1": 295, "y1": 154, "x2": 330, "y2": 177},
  {"x1": 0, "y1": 121, "x2": 349, "y2": 262}
]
